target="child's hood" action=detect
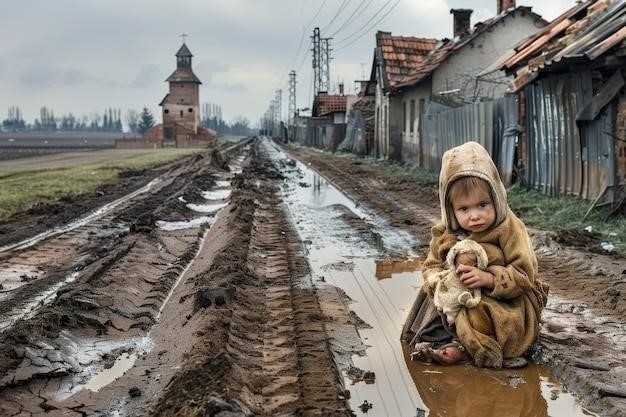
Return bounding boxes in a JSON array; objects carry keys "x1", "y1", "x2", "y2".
[{"x1": 439, "y1": 141, "x2": 509, "y2": 232}]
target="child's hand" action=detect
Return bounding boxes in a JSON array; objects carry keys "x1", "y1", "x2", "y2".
[{"x1": 456, "y1": 264, "x2": 494, "y2": 290}]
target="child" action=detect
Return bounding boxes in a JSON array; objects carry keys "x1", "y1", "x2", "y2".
[{"x1": 403, "y1": 141, "x2": 549, "y2": 368}]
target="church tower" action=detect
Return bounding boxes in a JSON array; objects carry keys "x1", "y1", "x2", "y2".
[{"x1": 160, "y1": 39, "x2": 202, "y2": 143}]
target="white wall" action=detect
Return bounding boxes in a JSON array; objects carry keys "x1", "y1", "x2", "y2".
[{"x1": 433, "y1": 9, "x2": 545, "y2": 101}]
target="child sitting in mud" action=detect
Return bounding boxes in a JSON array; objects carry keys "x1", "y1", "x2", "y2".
[{"x1": 402, "y1": 141, "x2": 549, "y2": 368}]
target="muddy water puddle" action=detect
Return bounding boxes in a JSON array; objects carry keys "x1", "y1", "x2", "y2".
[{"x1": 268, "y1": 140, "x2": 595, "y2": 417}]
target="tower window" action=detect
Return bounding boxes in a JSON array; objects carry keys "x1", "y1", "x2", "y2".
[
  {"x1": 180, "y1": 110, "x2": 183, "y2": 117},
  {"x1": 164, "y1": 109, "x2": 169, "y2": 114},
  {"x1": 188, "y1": 108, "x2": 193, "y2": 112}
]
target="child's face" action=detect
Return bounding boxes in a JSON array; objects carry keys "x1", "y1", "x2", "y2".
[{"x1": 451, "y1": 188, "x2": 496, "y2": 233}]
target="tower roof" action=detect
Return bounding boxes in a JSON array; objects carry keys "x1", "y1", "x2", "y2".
[
  {"x1": 166, "y1": 42, "x2": 201, "y2": 84},
  {"x1": 176, "y1": 43, "x2": 193, "y2": 57}
]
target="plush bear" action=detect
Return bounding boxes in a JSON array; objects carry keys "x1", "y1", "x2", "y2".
[{"x1": 426, "y1": 239, "x2": 488, "y2": 325}]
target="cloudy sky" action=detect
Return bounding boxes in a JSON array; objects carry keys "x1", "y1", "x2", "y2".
[{"x1": 1, "y1": 0, "x2": 575, "y2": 130}]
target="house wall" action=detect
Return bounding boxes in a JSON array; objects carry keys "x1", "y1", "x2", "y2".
[
  {"x1": 163, "y1": 82, "x2": 200, "y2": 133},
  {"x1": 374, "y1": 78, "x2": 388, "y2": 159},
  {"x1": 433, "y1": 10, "x2": 544, "y2": 101},
  {"x1": 398, "y1": 82, "x2": 431, "y2": 164},
  {"x1": 388, "y1": 96, "x2": 403, "y2": 161}
]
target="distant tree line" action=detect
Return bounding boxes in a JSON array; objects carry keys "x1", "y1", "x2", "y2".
[
  {"x1": 3, "y1": 104, "x2": 254, "y2": 136},
  {"x1": 201, "y1": 102, "x2": 253, "y2": 136},
  {"x1": 2, "y1": 105, "x2": 127, "y2": 133}
]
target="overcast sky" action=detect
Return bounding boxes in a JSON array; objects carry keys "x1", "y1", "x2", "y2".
[{"x1": 1, "y1": 0, "x2": 575, "y2": 129}]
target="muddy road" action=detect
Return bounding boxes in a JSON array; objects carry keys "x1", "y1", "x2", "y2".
[{"x1": 0, "y1": 137, "x2": 624, "y2": 417}]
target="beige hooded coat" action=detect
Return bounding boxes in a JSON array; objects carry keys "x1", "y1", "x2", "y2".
[{"x1": 422, "y1": 141, "x2": 549, "y2": 368}]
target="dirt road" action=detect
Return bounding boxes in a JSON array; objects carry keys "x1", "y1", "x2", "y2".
[{"x1": 0, "y1": 137, "x2": 624, "y2": 417}]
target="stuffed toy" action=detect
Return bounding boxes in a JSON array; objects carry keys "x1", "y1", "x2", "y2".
[{"x1": 426, "y1": 239, "x2": 487, "y2": 324}]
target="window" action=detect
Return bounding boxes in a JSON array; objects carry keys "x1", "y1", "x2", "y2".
[
  {"x1": 180, "y1": 110, "x2": 183, "y2": 117},
  {"x1": 188, "y1": 108, "x2": 193, "y2": 112},
  {"x1": 164, "y1": 109, "x2": 169, "y2": 114},
  {"x1": 409, "y1": 100, "x2": 416, "y2": 134}
]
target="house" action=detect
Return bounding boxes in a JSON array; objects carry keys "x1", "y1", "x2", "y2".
[
  {"x1": 144, "y1": 42, "x2": 216, "y2": 147},
  {"x1": 371, "y1": 32, "x2": 438, "y2": 160},
  {"x1": 496, "y1": 0, "x2": 626, "y2": 204},
  {"x1": 395, "y1": 0, "x2": 547, "y2": 164},
  {"x1": 339, "y1": 80, "x2": 376, "y2": 156},
  {"x1": 294, "y1": 88, "x2": 353, "y2": 151}
]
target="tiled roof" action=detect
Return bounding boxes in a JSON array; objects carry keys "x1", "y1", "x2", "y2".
[
  {"x1": 396, "y1": 6, "x2": 546, "y2": 89},
  {"x1": 313, "y1": 93, "x2": 347, "y2": 116},
  {"x1": 165, "y1": 68, "x2": 202, "y2": 84},
  {"x1": 499, "y1": 0, "x2": 626, "y2": 91},
  {"x1": 376, "y1": 32, "x2": 438, "y2": 88},
  {"x1": 396, "y1": 41, "x2": 455, "y2": 88}
]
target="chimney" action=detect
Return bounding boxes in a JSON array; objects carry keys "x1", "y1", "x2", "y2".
[
  {"x1": 450, "y1": 9, "x2": 472, "y2": 38},
  {"x1": 339, "y1": 82, "x2": 344, "y2": 96},
  {"x1": 497, "y1": 0, "x2": 516, "y2": 14}
]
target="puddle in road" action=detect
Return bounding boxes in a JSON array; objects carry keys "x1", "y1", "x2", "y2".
[
  {"x1": 201, "y1": 189, "x2": 232, "y2": 200},
  {"x1": 187, "y1": 201, "x2": 228, "y2": 213},
  {"x1": 265, "y1": 139, "x2": 595, "y2": 417},
  {"x1": 84, "y1": 352, "x2": 138, "y2": 392},
  {"x1": 0, "y1": 264, "x2": 45, "y2": 296},
  {"x1": 55, "y1": 333, "x2": 153, "y2": 400},
  {"x1": 156, "y1": 216, "x2": 213, "y2": 231},
  {"x1": 402, "y1": 344, "x2": 597, "y2": 417},
  {"x1": 0, "y1": 271, "x2": 80, "y2": 332}
]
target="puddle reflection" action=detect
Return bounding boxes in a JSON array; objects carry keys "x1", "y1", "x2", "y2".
[
  {"x1": 375, "y1": 258, "x2": 422, "y2": 279},
  {"x1": 402, "y1": 344, "x2": 597, "y2": 417}
]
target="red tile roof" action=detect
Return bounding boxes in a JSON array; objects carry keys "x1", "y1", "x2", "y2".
[
  {"x1": 313, "y1": 93, "x2": 347, "y2": 117},
  {"x1": 376, "y1": 32, "x2": 438, "y2": 88}
]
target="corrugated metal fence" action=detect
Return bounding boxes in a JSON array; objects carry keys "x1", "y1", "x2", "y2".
[
  {"x1": 524, "y1": 72, "x2": 615, "y2": 199},
  {"x1": 421, "y1": 95, "x2": 517, "y2": 185}
]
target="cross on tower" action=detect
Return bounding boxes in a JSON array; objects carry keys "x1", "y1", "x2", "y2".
[{"x1": 180, "y1": 33, "x2": 188, "y2": 43}]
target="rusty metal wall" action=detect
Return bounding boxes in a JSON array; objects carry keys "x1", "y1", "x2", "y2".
[
  {"x1": 523, "y1": 71, "x2": 616, "y2": 199},
  {"x1": 579, "y1": 102, "x2": 616, "y2": 199},
  {"x1": 420, "y1": 95, "x2": 517, "y2": 185}
]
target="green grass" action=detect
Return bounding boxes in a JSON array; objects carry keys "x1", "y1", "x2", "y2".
[
  {"x1": 0, "y1": 149, "x2": 201, "y2": 220},
  {"x1": 507, "y1": 184, "x2": 625, "y2": 256}
]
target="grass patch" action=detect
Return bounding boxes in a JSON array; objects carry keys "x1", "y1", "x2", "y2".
[
  {"x1": 0, "y1": 149, "x2": 201, "y2": 220},
  {"x1": 507, "y1": 184, "x2": 625, "y2": 256}
]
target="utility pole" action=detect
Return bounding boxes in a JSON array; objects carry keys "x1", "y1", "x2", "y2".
[
  {"x1": 321, "y1": 37, "x2": 332, "y2": 92},
  {"x1": 312, "y1": 27, "x2": 321, "y2": 95},
  {"x1": 288, "y1": 71, "x2": 296, "y2": 127}
]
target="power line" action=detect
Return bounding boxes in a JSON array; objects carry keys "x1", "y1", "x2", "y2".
[
  {"x1": 320, "y1": 0, "x2": 351, "y2": 34},
  {"x1": 324, "y1": 0, "x2": 375, "y2": 38},
  {"x1": 334, "y1": 0, "x2": 401, "y2": 51},
  {"x1": 274, "y1": 0, "x2": 329, "y2": 92}
]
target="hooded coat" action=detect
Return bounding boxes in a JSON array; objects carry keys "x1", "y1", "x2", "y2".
[{"x1": 406, "y1": 141, "x2": 549, "y2": 368}]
